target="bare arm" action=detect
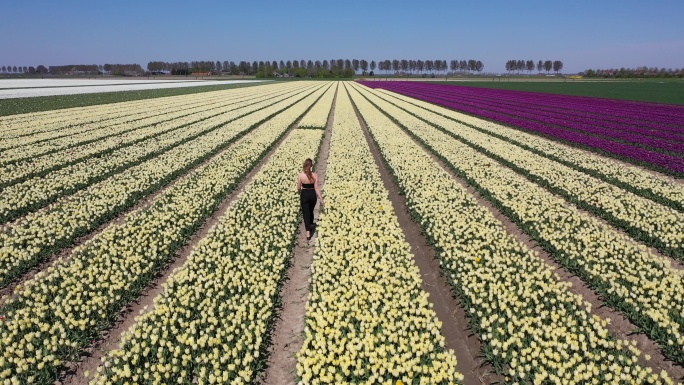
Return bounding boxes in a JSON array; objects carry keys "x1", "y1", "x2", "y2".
[
  {"x1": 296, "y1": 175, "x2": 302, "y2": 194},
  {"x1": 314, "y1": 173, "x2": 324, "y2": 205}
]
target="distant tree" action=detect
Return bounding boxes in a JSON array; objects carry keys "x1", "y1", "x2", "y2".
[
  {"x1": 370, "y1": 60, "x2": 376, "y2": 73},
  {"x1": 467, "y1": 60, "x2": 477, "y2": 72},
  {"x1": 1, "y1": 66, "x2": 5, "y2": 72},
  {"x1": 475, "y1": 61, "x2": 484, "y2": 73},
  {"x1": 12, "y1": 66, "x2": 18, "y2": 72},
  {"x1": 352, "y1": 59, "x2": 360, "y2": 73},
  {"x1": 425, "y1": 60, "x2": 434, "y2": 73},
  {"x1": 36, "y1": 65, "x2": 48, "y2": 74},
  {"x1": 239, "y1": 61, "x2": 250, "y2": 74},
  {"x1": 450, "y1": 60, "x2": 458, "y2": 73},
  {"x1": 322, "y1": 60, "x2": 329, "y2": 70},
  {"x1": 544, "y1": 60, "x2": 552, "y2": 73},
  {"x1": 359, "y1": 59, "x2": 368, "y2": 73},
  {"x1": 553, "y1": 60, "x2": 563, "y2": 73},
  {"x1": 400, "y1": 59, "x2": 409, "y2": 74},
  {"x1": 526, "y1": 60, "x2": 534, "y2": 74},
  {"x1": 344, "y1": 59, "x2": 351, "y2": 70},
  {"x1": 28, "y1": 66, "x2": 36, "y2": 74},
  {"x1": 306, "y1": 60, "x2": 314, "y2": 76},
  {"x1": 215, "y1": 61, "x2": 222, "y2": 74},
  {"x1": 416, "y1": 60, "x2": 424, "y2": 74},
  {"x1": 537, "y1": 60, "x2": 543, "y2": 73}
]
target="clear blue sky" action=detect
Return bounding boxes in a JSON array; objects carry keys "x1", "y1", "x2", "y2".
[{"x1": 3, "y1": 0, "x2": 683, "y2": 74}]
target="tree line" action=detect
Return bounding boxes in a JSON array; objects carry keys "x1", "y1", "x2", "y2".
[
  {"x1": 505, "y1": 60, "x2": 564, "y2": 74},
  {"x1": 1, "y1": 64, "x2": 144, "y2": 76},
  {"x1": 582, "y1": 67, "x2": 684, "y2": 78},
  {"x1": 146, "y1": 58, "x2": 485, "y2": 77}
]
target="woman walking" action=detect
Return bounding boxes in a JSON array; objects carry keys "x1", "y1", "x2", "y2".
[{"x1": 297, "y1": 158, "x2": 324, "y2": 242}]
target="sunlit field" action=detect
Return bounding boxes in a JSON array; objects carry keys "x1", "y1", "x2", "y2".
[{"x1": 0, "y1": 81, "x2": 682, "y2": 385}]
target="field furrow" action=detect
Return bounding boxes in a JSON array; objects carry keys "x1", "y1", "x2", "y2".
[
  {"x1": 295, "y1": 84, "x2": 462, "y2": 384},
  {"x1": 374, "y1": 89, "x2": 684, "y2": 211},
  {"x1": 297, "y1": 82, "x2": 337, "y2": 129},
  {"x1": 0, "y1": 83, "x2": 327, "y2": 384},
  {"x1": 0, "y1": 91, "x2": 229, "y2": 149},
  {"x1": 0, "y1": 84, "x2": 315, "y2": 222},
  {"x1": 350, "y1": 84, "x2": 684, "y2": 366},
  {"x1": 347, "y1": 83, "x2": 675, "y2": 384},
  {"x1": 0, "y1": 83, "x2": 327, "y2": 288},
  {"x1": 357, "y1": 87, "x2": 684, "y2": 260},
  {"x1": 0, "y1": 84, "x2": 295, "y2": 165},
  {"x1": 0, "y1": 83, "x2": 310, "y2": 188},
  {"x1": 0, "y1": 82, "x2": 261, "y2": 137},
  {"x1": 91, "y1": 128, "x2": 324, "y2": 384}
]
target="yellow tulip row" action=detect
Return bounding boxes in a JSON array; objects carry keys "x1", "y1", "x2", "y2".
[
  {"x1": 361, "y1": 87, "x2": 684, "y2": 259},
  {"x1": 0, "y1": 83, "x2": 328, "y2": 288},
  {"x1": 296, "y1": 84, "x2": 463, "y2": 385},
  {"x1": 0, "y1": 95, "x2": 173, "y2": 135},
  {"x1": 0, "y1": 84, "x2": 327, "y2": 384},
  {"x1": 374, "y1": 89, "x2": 684, "y2": 212},
  {"x1": 350, "y1": 84, "x2": 684, "y2": 366},
  {"x1": 347, "y1": 83, "x2": 675, "y2": 385},
  {"x1": 0, "y1": 89, "x2": 233, "y2": 150},
  {"x1": 0, "y1": 83, "x2": 313, "y2": 188},
  {"x1": 1, "y1": 97, "x2": 228, "y2": 165},
  {"x1": 0, "y1": 82, "x2": 266, "y2": 137},
  {"x1": 298, "y1": 82, "x2": 338, "y2": 128},
  {"x1": 0, "y1": 83, "x2": 317, "y2": 222},
  {"x1": 0, "y1": 84, "x2": 307, "y2": 166},
  {"x1": 91, "y1": 128, "x2": 324, "y2": 385}
]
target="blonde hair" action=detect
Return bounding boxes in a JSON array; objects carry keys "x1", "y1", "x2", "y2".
[{"x1": 303, "y1": 158, "x2": 314, "y2": 183}]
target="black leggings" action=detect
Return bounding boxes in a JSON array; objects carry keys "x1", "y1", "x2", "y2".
[{"x1": 300, "y1": 189, "x2": 317, "y2": 232}]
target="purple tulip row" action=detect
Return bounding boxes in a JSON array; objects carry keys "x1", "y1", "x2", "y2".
[
  {"x1": 392, "y1": 86, "x2": 684, "y2": 154},
  {"x1": 397, "y1": 85, "x2": 684, "y2": 143},
  {"x1": 359, "y1": 81, "x2": 684, "y2": 175},
  {"x1": 372, "y1": 81, "x2": 684, "y2": 129},
  {"x1": 360, "y1": 81, "x2": 684, "y2": 150}
]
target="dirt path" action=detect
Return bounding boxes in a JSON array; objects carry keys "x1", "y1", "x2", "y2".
[
  {"x1": 347, "y1": 87, "x2": 497, "y2": 385},
  {"x1": 0, "y1": 116, "x2": 275, "y2": 308},
  {"x1": 369, "y1": 107, "x2": 684, "y2": 382},
  {"x1": 258, "y1": 85, "x2": 337, "y2": 385},
  {"x1": 56, "y1": 104, "x2": 323, "y2": 385}
]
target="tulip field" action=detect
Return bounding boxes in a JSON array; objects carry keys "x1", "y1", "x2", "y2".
[{"x1": 0, "y1": 80, "x2": 683, "y2": 384}]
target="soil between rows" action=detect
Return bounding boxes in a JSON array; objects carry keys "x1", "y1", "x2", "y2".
[
  {"x1": 346, "y1": 84, "x2": 496, "y2": 385},
  {"x1": 258, "y1": 85, "x2": 337, "y2": 385},
  {"x1": 57, "y1": 104, "x2": 324, "y2": 385},
  {"x1": 350, "y1": 84, "x2": 684, "y2": 382}
]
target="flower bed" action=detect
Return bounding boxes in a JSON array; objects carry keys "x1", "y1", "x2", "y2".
[
  {"x1": 371, "y1": 88, "x2": 684, "y2": 212},
  {"x1": 296, "y1": 84, "x2": 462, "y2": 385},
  {"x1": 0, "y1": 83, "x2": 326, "y2": 288},
  {"x1": 357, "y1": 87, "x2": 684, "y2": 260},
  {"x1": 349, "y1": 83, "x2": 684, "y2": 367},
  {"x1": 91, "y1": 129, "x2": 325, "y2": 384},
  {"x1": 348, "y1": 83, "x2": 675, "y2": 384},
  {"x1": 0, "y1": 84, "x2": 328, "y2": 384},
  {"x1": 359, "y1": 81, "x2": 684, "y2": 175}
]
